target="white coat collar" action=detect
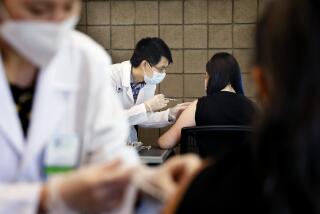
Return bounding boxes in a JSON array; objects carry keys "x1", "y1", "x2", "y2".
[
  {"x1": 0, "y1": 55, "x2": 24, "y2": 154},
  {"x1": 121, "y1": 60, "x2": 132, "y2": 88},
  {"x1": 0, "y1": 49, "x2": 78, "y2": 157}
]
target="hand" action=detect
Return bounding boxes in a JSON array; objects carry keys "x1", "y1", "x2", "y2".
[
  {"x1": 169, "y1": 102, "x2": 192, "y2": 121},
  {"x1": 132, "y1": 155, "x2": 203, "y2": 202},
  {"x1": 144, "y1": 94, "x2": 169, "y2": 112},
  {"x1": 47, "y1": 160, "x2": 133, "y2": 214}
]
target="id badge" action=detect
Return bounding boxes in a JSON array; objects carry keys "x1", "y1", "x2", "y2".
[{"x1": 44, "y1": 134, "x2": 80, "y2": 176}]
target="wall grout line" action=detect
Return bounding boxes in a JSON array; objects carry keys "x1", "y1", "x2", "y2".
[
  {"x1": 232, "y1": 0, "x2": 235, "y2": 56},
  {"x1": 85, "y1": 0, "x2": 88, "y2": 33},
  {"x1": 109, "y1": 0, "x2": 112, "y2": 56},
  {"x1": 133, "y1": 0, "x2": 136, "y2": 44},
  {"x1": 257, "y1": 0, "x2": 260, "y2": 20},
  {"x1": 206, "y1": 0, "x2": 209, "y2": 61},
  {"x1": 182, "y1": 0, "x2": 185, "y2": 101},
  {"x1": 157, "y1": 0, "x2": 161, "y2": 139},
  {"x1": 158, "y1": 0, "x2": 161, "y2": 95},
  {"x1": 110, "y1": 48, "x2": 254, "y2": 51},
  {"x1": 83, "y1": 22, "x2": 258, "y2": 27}
]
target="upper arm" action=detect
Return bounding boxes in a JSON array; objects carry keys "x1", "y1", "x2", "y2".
[{"x1": 158, "y1": 100, "x2": 198, "y2": 149}]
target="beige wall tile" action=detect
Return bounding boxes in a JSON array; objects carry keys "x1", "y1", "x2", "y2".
[
  {"x1": 209, "y1": 0, "x2": 232, "y2": 24},
  {"x1": 209, "y1": 24, "x2": 232, "y2": 48},
  {"x1": 111, "y1": 1, "x2": 135, "y2": 25},
  {"x1": 184, "y1": 0, "x2": 207, "y2": 24},
  {"x1": 87, "y1": 26, "x2": 110, "y2": 49},
  {"x1": 184, "y1": 25, "x2": 207, "y2": 49},
  {"x1": 242, "y1": 73, "x2": 256, "y2": 97},
  {"x1": 79, "y1": 2, "x2": 86, "y2": 25},
  {"x1": 184, "y1": 50, "x2": 207, "y2": 73},
  {"x1": 110, "y1": 50, "x2": 133, "y2": 64},
  {"x1": 233, "y1": 24, "x2": 256, "y2": 48},
  {"x1": 136, "y1": 1, "x2": 158, "y2": 24},
  {"x1": 160, "y1": 125, "x2": 172, "y2": 135},
  {"x1": 167, "y1": 98, "x2": 183, "y2": 109},
  {"x1": 76, "y1": 26, "x2": 87, "y2": 34},
  {"x1": 184, "y1": 98, "x2": 198, "y2": 102},
  {"x1": 160, "y1": 25, "x2": 183, "y2": 49},
  {"x1": 208, "y1": 49, "x2": 233, "y2": 59},
  {"x1": 259, "y1": 0, "x2": 268, "y2": 17},
  {"x1": 160, "y1": 1, "x2": 183, "y2": 24},
  {"x1": 160, "y1": 74, "x2": 183, "y2": 97},
  {"x1": 234, "y1": 0, "x2": 258, "y2": 23},
  {"x1": 156, "y1": 85, "x2": 160, "y2": 94},
  {"x1": 167, "y1": 50, "x2": 183, "y2": 74},
  {"x1": 184, "y1": 74, "x2": 206, "y2": 97},
  {"x1": 87, "y1": 1, "x2": 110, "y2": 25},
  {"x1": 138, "y1": 128, "x2": 159, "y2": 146},
  {"x1": 135, "y1": 26, "x2": 159, "y2": 43},
  {"x1": 111, "y1": 26, "x2": 134, "y2": 49},
  {"x1": 233, "y1": 49, "x2": 254, "y2": 73}
]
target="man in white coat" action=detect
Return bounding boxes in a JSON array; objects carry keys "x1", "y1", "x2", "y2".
[{"x1": 110, "y1": 38, "x2": 191, "y2": 142}]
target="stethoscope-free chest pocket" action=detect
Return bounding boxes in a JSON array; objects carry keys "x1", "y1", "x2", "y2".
[{"x1": 43, "y1": 134, "x2": 80, "y2": 176}]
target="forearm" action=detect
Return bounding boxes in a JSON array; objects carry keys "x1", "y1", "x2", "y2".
[
  {"x1": 125, "y1": 104, "x2": 149, "y2": 126},
  {"x1": 38, "y1": 184, "x2": 48, "y2": 214},
  {"x1": 158, "y1": 127, "x2": 180, "y2": 149},
  {"x1": 0, "y1": 183, "x2": 42, "y2": 214},
  {"x1": 139, "y1": 109, "x2": 171, "y2": 128}
]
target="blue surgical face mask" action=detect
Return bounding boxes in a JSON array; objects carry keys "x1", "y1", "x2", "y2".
[{"x1": 144, "y1": 63, "x2": 166, "y2": 85}]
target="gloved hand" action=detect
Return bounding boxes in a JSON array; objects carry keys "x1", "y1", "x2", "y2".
[
  {"x1": 144, "y1": 94, "x2": 169, "y2": 112},
  {"x1": 132, "y1": 154, "x2": 203, "y2": 202},
  {"x1": 46, "y1": 159, "x2": 133, "y2": 214},
  {"x1": 169, "y1": 102, "x2": 192, "y2": 121}
]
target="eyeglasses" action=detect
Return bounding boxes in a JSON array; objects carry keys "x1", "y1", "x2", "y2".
[{"x1": 147, "y1": 62, "x2": 167, "y2": 73}]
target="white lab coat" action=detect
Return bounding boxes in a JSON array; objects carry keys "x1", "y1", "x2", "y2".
[
  {"x1": 109, "y1": 61, "x2": 172, "y2": 142},
  {"x1": 0, "y1": 31, "x2": 138, "y2": 213}
]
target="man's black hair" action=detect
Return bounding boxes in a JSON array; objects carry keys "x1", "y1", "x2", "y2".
[{"x1": 130, "y1": 37, "x2": 173, "y2": 67}]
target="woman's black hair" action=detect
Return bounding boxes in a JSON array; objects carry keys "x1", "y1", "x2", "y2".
[
  {"x1": 206, "y1": 52, "x2": 244, "y2": 95},
  {"x1": 254, "y1": 0, "x2": 320, "y2": 213},
  {"x1": 130, "y1": 37, "x2": 173, "y2": 68}
]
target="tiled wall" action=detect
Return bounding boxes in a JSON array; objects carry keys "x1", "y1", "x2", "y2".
[{"x1": 77, "y1": 0, "x2": 266, "y2": 145}]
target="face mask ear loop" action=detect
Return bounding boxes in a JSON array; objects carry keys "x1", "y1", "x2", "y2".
[
  {"x1": 143, "y1": 61, "x2": 148, "y2": 77},
  {"x1": 145, "y1": 61, "x2": 155, "y2": 79}
]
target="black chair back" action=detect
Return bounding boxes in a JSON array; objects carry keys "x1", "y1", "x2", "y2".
[{"x1": 180, "y1": 125, "x2": 253, "y2": 158}]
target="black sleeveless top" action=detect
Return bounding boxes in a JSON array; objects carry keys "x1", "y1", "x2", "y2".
[
  {"x1": 176, "y1": 92, "x2": 259, "y2": 213},
  {"x1": 195, "y1": 91, "x2": 256, "y2": 126}
]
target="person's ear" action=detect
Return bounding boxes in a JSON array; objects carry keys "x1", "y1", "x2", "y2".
[
  {"x1": 139, "y1": 60, "x2": 147, "y2": 68},
  {"x1": 252, "y1": 65, "x2": 269, "y2": 105}
]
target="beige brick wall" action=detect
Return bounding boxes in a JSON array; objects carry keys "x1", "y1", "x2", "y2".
[{"x1": 78, "y1": 0, "x2": 264, "y2": 145}]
